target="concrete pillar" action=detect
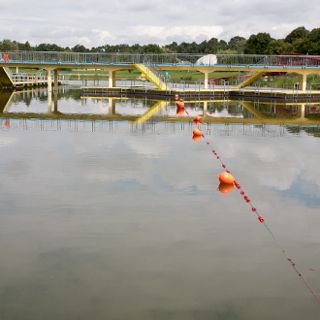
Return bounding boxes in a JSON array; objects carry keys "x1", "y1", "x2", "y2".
[
  {"x1": 108, "y1": 98, "x2": 116, "y2": 114},
  {"x1": 47, "y1": 68, "x2": 53, "y2": 112},
  {"x1": 300, "y1": 103, "x2": 306, "y2": 119},
  {"x1": 203, "y1": 71, "x2": 209, "y2": 89},
  {"x1": 47, "y1": 91, "x2": 52, "y2": 113},
  {"x1": 203, "y1": 101, "x2": 208, "y2": 116},
  {"x1": 299, "y1": 73, "x2": 307, "y2": 91},
  {"x1": 53, "y1": 69, "x2": 58, "y2": 92},
  {"x1": 108, "y1": 70, "x2": 116, "y2": 88},
  {"x1": 15, "y1": 67, "x2": 19, "y2": 74},
  {"x1": 53, "y1": 90, "x2": 58, "y2": 113},
  {"x1": 47, "y1": 69, "x2": 52, "y2": 93}
]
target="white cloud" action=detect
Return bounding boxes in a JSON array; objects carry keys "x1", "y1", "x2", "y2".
[
  {"x1": 132, "y1": 25, "x2": 224, "y2": 43},
  {"x1": 0, "y1": 0, "x2": 319, "y2": 46}
]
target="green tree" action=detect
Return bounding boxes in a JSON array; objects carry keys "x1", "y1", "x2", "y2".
[
  {"x1": 267, "y1": 39, "x2": 293, "y2": 54},
  {"x1": 285, "y1": 26, "x2": 309, "y2": 43},
  {"x1": 141, "y1": 44, "x2": 163, "y2": 53},
  {"x1": 72, "y1": 44, "x2": 89, "y2": 52},
  {"x1": 0, "y1": 39, "x2": 19, "y2": 51},
  {"x1": 228, "y1": 36, "x2": 247, "y2": 53},
  {"x1": 244, "y1": 33, "x2": 274, "y2": 54},
  {"x1": 36, "y1": 43, "x2": 65, "y2": 51},
  {"x1": 298, "y1": 28, "x2": 320, "y2": 54}
]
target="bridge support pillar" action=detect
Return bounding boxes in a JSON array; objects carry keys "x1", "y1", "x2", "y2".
[
  {"x1": 300, "y1": 103, "x2": 306, "y2": 119},
  {"x1": 203, "y1": 71, "x2": 209, "y2": 89},
  {"x1": 298, "y1": 73, "x2": 307, "y2": 91},
  {"x1": 47, "y1": 69, "x2": 52, "y2": 93},
  {"x1": 109, "y1": 70, "x2": 116, "y2": 88},
  {"x1": 53, "y1": 69, "x2": 58, "y2": 92},
  {"x1": 47, "y1": 90, "x2": 52, "y2": 113},
  {"x1": 54, "y1": 90, "x2": 58, "y2": 113},
  {"x1": 203, "y1": 101, "x2": 208, "y2": 116},
  {"x1": 108, "y1": 98, "x2": 116, "y2": 114},
  {"x1": 46, "y1": 68, "x2": 53, "y2": 112}
]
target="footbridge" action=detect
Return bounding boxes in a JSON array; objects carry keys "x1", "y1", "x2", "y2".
[{"x1": 1, "y1": 51, "x2": 320, "y2": 92}]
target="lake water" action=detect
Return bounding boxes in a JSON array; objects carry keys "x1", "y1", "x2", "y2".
[{"x1": 0, "y1": 87, "x2": 320, "y2": 319}]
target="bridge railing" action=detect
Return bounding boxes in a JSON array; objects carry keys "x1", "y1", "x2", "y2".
[{"x1": 1, "y1": 51, "x2": 320, "y2": 67}]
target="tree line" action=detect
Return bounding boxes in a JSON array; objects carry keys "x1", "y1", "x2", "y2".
[{"x1": 0, "y1": 26, "x2": 319, "y2": 55}]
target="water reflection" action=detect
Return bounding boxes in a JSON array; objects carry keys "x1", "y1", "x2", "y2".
[
  {"x1": 0, "y1": 87, "x2": 320, "y2": 319},
  {"x1": 1, "y1": 88, "x2": 320, "y2": 126}
]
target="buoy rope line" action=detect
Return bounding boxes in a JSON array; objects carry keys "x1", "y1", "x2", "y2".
[
  {"x1": 204, "y1": 137, "x2": 320, "y2": 306},
  {"x1": 175, "y1": 97, "x2": 320, "y2": 306}
]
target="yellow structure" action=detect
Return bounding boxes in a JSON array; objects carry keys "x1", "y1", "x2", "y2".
[
  {"x1": 133, "y1": 64, "x2": 167, "y2": 90},
  {"x1": 0, "y1": 67, "x2": 14, "y2": 87}
]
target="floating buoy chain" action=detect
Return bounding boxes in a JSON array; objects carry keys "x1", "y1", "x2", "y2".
[{"x1": 187, "y1": 111, "x2": 320, "y2": 306}]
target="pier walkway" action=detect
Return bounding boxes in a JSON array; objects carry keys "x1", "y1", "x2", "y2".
[{"x1": 1, "y1": 51, "x2": 320, "y2": 93}]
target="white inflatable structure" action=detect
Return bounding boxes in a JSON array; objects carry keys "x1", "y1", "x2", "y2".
[{"x1": 196, "y1": 54, "x2": 218, "y2": 66}]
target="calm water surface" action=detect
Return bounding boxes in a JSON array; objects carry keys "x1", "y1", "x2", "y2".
[{"x1": 0, "y1": 88, "x2": 320, "y2": 319}]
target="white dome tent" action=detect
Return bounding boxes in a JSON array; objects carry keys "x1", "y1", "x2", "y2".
[{"x1": 195, "y1": 54, "x2": 218, "y2": 66}]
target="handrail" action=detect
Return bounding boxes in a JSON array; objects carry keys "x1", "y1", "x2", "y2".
[{"x1": 1, "y1": 51, "x2": 320, "y2": 67}]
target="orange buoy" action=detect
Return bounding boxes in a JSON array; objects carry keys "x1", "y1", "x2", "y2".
[
  {"x1": 193, "y1": 115, "x2": 201, "y2": 125},
  {"x1": 3, "y1": 118, "x2": 10, "y2": 128},
  {"x1": 218, "y1": 183, "x2": 234, "y2": 194},
  {"x1": 176, "y1": 100, "x2": 185, "y2": 109},
  {"x1": 258, "y1": 215, "x2": 265, "y2": 222},
  {"x1": 192, "y1": 135, "x2": 203, "y2": 142},
  {"x1": 218, "y1": 171, "x2": 234, "y2": 184},
  {"x1": 192, "y1": 127, "x2": 204, "y2": 137},
  {"x1": 176, "y1": 108, "x2": 185, "y2": 116}
]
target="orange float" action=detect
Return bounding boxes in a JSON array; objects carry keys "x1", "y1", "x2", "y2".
[
  {"x1": 176, "y1": 108, "x2": 185, "y2": 116},
  {"x1": 193, "y1": 115, "x2": 201, "y2": 125},
  {"x1": 192, "y1": 127, "x2": 204, "y2": 137},
  {"x1": 3, "y1": 118, "x2": 10, "y2": 128},
  {"x1": 218, "y1": 171, "x2": 235, "y2": 184},
  {"x1": 176, "y1": 100, "x2": 185, "y2": 109},
  {"x1": 192, "y1": 135, "x2": 203, "y2": 142},
  {"x1": 218, "y1": 183, "x2": 234, "y2": 194}
]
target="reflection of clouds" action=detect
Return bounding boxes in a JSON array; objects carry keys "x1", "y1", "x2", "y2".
[
  {"x1": 0, "y1": 136, "x2": 16, "y2": 147},
  {"x1": 82, "y1": 133, "x2": 208, "y2": 194},
  {"x1": 78, "y1": 125, "x2": 320, "y2": 204},
  {"x1": 205, "y1": 132, "x2": 320, "y2": 208},
  {"x1": 283, "y1": 176, "x2": 320, "y2": 207},
  {"x1": 1, "y1": 121, "x2": 319, "y2": 205},
  {"x1": 1, "y1": 120, "x2": 320, "y2": 319}
]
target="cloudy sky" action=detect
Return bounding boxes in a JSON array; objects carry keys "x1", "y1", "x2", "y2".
[{"x1": 0, "y1": 0, "x2": 319, "y2": 47}]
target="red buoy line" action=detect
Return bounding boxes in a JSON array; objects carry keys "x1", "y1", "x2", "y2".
[{"x1": 175, "y1": 95, "x2": 320, "y2": 306}]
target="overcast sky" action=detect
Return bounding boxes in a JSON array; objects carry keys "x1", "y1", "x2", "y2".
[{"x1": 0, "y1": 0, "x2": 319, "y2": 47}]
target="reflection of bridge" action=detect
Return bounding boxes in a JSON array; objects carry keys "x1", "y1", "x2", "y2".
[
  {"x1": 1, "y1": 90, "x2": 320, "y2": 126},
  {"x1": 2, "y1": 114, "x2": 320, "y2": 139},
  {"x1": 1, "y1": 51, "x2": 320, "y2": 92}
]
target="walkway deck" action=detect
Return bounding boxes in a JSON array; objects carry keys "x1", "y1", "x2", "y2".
[{"x1": 81, "y1": 86, "x2": 320, "y2": 102}]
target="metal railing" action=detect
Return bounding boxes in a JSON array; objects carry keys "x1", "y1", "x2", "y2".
[
  {"x1": 12, "y1": 73, "x2": 47, "y2": 83},
  {"x1": 1, "y1": 51, "x2": 320, "y2": 67}
]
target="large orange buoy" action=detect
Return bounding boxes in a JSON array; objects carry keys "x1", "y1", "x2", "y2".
[
  {"x1": 192, "y1": 127, "x2": 204, "y2": 137},
  {"x1": 192, "y1": 135, "x2": 203, "y2": 142},
  {"x1": 218, "y1": 183, "x2": 234, "y2": 194},
  {"x1": 218, "y1": 171, "x2": 234, "y2": 184}
]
